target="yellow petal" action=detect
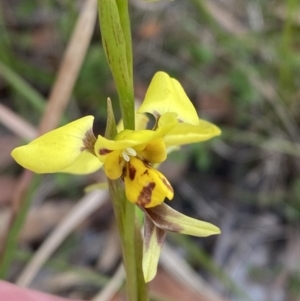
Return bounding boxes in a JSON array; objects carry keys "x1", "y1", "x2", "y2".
[
  {"x1": 61, "y1": 150, "x2": 103, "y2": 174},
  {"x1": 104, "y1": 150, "x2": 124, "y2": 179},
  {"x1": 138, "y1": 72, "x2": 199, "y2": 125},
  {"x1": 138, "y1": 138, "x2": 167, "y2": 163},
  {"x1": 124, "y1": 157, "x2": 173, "y2": 208},
  {"x1": 11, "y1": 116, "x2": 95, "y2": 173},
  {"x1": 95, "y1": 120, "x2": 176, "y2": 161},
  {"x1": 157, "y1": 112, "x2": 178, "y2": 128},
  {"x1": 164, "y1": 119, "x2": 221, "y2": 146}
]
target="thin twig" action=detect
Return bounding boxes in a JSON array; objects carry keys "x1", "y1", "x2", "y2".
[
  {"x1": 0, "y1": 0, "x2": 97, "y2": 275},
  {"x1": 161, "y1": 244, "x2": 227, "y2": 301},
  {"x1": 0, "y1": 104, "x2": 37, "y2": 140},
  {"x1": 92, "y1": 264, "x2": 125, "y2": 301},
  {"x1": 203, "y1": 0, "x2": 249, "y2": 35},
  {"x1": 249, "y1": 76, "x2": 300, "y2": 143},
  {"x1": 39, "y1": 0, "x2": 97, "y2": 134},
  {"x1": 17, "y1": 189, "x2": 108, "y2": 287}
]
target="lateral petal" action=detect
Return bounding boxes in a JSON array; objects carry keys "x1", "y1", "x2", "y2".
[
  {"x1": 11, "y1": 116, "x2": 95, "y2": 173},
  {"x1": 61, "y1": 150, "x2": 103, "y2": 174},
  {"x1": 164, "y1": 119, "x2": 221, "y2": 147}
]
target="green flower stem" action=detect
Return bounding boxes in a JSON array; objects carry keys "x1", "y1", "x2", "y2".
[
  {"x1": 108, "y1": 180, "x2": 147, "y2": 301},
  {"x1": 105, "y1": 98, "x2": 147, "y2": 300},
  {"x1": 98, "y1": 0, "x2": 147, "y2": 296}
]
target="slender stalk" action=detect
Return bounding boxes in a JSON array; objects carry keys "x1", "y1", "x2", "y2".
[
  {"x1": 98, "y1": 0, "x2": 147, "y2": 297},
  {"x1": 0, "y1": 61, "x2": 45, "y2": 113},
  {"x1": 108, "y1": 180, "x2": 143, "y2": 301},
  {"x1": 105, "y1": 99, "x2": 147, "y2": 301},
  {"x1": 0, "y1": 173, "x2": 39, "y2": 278}
]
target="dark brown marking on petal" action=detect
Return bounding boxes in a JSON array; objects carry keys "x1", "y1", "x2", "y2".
[
  {"x1": 144, "y1": 215, "x2": 155, "y2": 250},
  {"x1": 142, "y1": 161, "x2": 151, "y2": 168},
  {"x1": 121, "y1": 163, "x2": 127, "y2": 179},
  {"x1": 137, "y1": 182, "x2": 156, "y2": 207},
  {"x1": 144, "y1": 205, "x2": 184, "y2": 233},
  {"x1": 81, "y1": 129, "x2": 97, "y2": 154},
  {"x1": 128, "y1": 165, "x2": 136, "y2": 181},
  {"x1": 142, "y1": 169, "x2": 149, "y2": 176},
  {"x1": 161, "y1": 177, "x2": 174, "y2": 193},
  {"x1": 99, "y1": 148, "x2": 112, "y2": 155},
  {"x1": 144, "y1": 215, "x2": 167, "y2": 251}
]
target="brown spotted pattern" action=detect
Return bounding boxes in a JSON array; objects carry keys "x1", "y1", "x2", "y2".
[
  {"x1": 142, "y1": 169, "x2": 149, "y2": 176},
  {"x1": 137, "y1": 182, "x2": 156, "y2": 207},
  {"x1": 128, "y1": 164, "x2": 136, "y2": 181}
]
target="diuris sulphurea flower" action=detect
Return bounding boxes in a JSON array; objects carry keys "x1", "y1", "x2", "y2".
[
  {"x1": 12, "y1": 71, "x2": 222, "y2": 281},
  {"x1": 12, "y1": 71, "x2": 220, "y2": 208}
]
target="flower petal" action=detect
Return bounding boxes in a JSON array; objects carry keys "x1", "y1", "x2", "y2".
[
  {"x1": 60, "y1": 150, "x2": 103, "y2": 174},
  {"x1": 143, "y1": 215, "x2": 167, "y2": 282},
  {"x1": 104, "y1": 150, "x2": 124, "y2": 179},
  {"x1": 124, "y1": 157, "x2": 174, "y2": 208},
  {"x1": 138, "y1": 138, "x2": 167, "y2": 163},
  {"x1": 145, "y1": 203, "x2": 221, "y2": 237},
  {"x1": 138, "y1": 71, "x2": 199, "y2": 125},
  {"x1": 11, "y1": 116, "x2": 95, "y2": 173},
  {"x1": 164, "y1": 119, "x2": 221, "y2": 146},
  {"x1": 95, "y1": 120, "x2": 176, "y2": 161}
]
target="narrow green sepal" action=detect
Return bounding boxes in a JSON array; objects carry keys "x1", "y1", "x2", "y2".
[
  {"x1": 143, "y1": 215, "x2": 167, "y2": 282},
  {"x1": 105, "y1": 97, "x2": 118, "y2": 139},
  {"x1": 144, "y1": 203, "x2": 221, "y2": 237}
]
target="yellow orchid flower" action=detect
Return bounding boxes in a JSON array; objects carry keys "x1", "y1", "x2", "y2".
[{"x1": 11, "y1": 71, "x2": 220, "y2": 208}]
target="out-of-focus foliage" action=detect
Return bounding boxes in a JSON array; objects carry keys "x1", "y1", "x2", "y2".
[{"x1": 1, "y1": 0, "x2": 300, "y2": 300}]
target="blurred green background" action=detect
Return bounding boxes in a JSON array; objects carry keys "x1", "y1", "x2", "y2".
[{"x1": 0, "y1": 1, "x2": 300, "y2": 300}]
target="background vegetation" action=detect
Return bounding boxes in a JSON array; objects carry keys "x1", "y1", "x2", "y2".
[{"x1": 0, "y1": 0, "x2": 300, "y2": 300}]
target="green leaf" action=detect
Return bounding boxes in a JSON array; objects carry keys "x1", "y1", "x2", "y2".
[
  {"x1": 0, "y1": 60, "x2": 45, "y2": 112},
  {"x1": 143, "y1": 215, "x2": 167, "y2": 282},
  {"x1": 97, "y1": 0, "x2": 134, "y2": 130},
  {"x1": 144, "y1": 203, "x2": 221, "y2": 237}
]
